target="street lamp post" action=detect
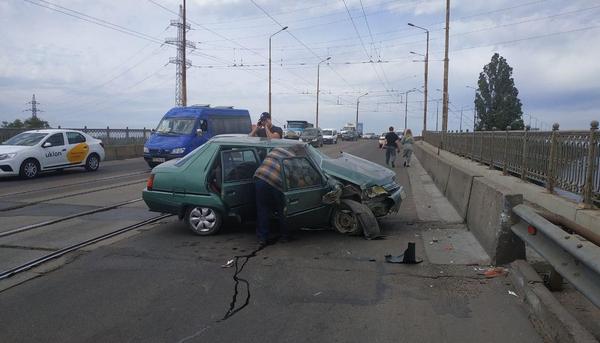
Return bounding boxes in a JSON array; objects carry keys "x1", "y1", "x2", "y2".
[
  {"x1": 403, "y1": 89, "x2": 418, "y2": 130},
  {"x1": 315, "y1": 56, "x2": 331, "y2": 128},
  {"x1": 268, "y1": 26, "x2": 288, "y2": 116},
  {"x1": 356, "y1": 92, "x2": 368, "y2": 130},
  {"x1": 408, "y1": 23, "x2": 429, "y2": 135}
]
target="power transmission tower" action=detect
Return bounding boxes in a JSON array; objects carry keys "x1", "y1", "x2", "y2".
[
  {"x1": 24, "y1": 94, "x2": 43, "y2": 118},
  {"x1": 166, "y1": 0, "x2": 195, "y2": 107}
]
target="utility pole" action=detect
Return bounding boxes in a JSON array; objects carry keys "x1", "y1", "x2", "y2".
[
  {"x1": 442, "y1": 0, "x2": 450, "y2": 132},
  {"x1": 460, "y1": 106, "x2": 463, "y2": 132},
  {"x1": 408, "y1": 23, "x2": 429, "y2": 135},
  {"x1": 269, "y1": 26, "x2": 288, "y2": 116},
  {"x1": 356, "y1": 92, "x2": 368, "y2": 130},
  {"x1": 166, "y1": 0, "x2": 194, "y2": 107},
  {"x1": 25, "y1": 94, "x2": 43, "y2": 118},
  {"x1": 315, "y1": 57, "x2": 331, "y2": 128},
  {"x1": 436, "y1": 100, "x2": 439, "y2": 131}
]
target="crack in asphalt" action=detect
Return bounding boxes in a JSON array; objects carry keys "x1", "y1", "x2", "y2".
[
  {"x1": 218, "y1": 246, "x2": 262, "y2": 322},
  {"x1": 0, "y1": 244, "x2": 57, "y2": 252}
]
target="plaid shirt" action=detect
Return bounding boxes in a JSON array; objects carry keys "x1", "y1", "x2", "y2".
[{"x1": 254, "y1": 147, "x2": 295, "y2": 191}]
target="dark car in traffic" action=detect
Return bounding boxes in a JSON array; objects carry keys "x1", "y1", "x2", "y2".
[{"x1": 299, "y1": 128, "x2": 323, "y2": 147}]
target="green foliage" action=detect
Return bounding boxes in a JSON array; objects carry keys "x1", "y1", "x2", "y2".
[
  {"x1": 1, "y1": 116, "x2": 50, "y2": 129},
  {"x1": 474, "y1": 53, "x2": 524, "y2": 130}
]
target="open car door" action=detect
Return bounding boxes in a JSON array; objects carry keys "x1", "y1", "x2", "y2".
[
  {"x1": 220, "y1": 149, "x2": 259, "y2": 219},
  {"x1": 281, "y1": 156, "x2": 331, "y2": 229}
]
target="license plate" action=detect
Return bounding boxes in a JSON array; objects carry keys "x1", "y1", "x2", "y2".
[{"x1": 152, "y1": 157, "x2": 165, "y2": 163}]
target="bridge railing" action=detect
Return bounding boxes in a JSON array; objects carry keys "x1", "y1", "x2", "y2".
[
  {"x1": 0, "y1": 126, "x2": 151, "y2": 145},
  {"x1": 423, "y1": 121, "x2": 599, "y2": 208}
]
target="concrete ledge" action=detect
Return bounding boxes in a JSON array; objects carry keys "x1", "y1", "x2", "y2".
[
  {"x1": 510, "y1": 260, "x2": 597, "y2": 343},
  {"x1": 104, "y1": 145, "x2": 143, "y2": 161},
  {"x1": 413, "y1": 144, "x2": 451, "y2": 194},
  {"x1": 467, "y1": 177, "x2": 525, "y2": 265},
  {"x1": 446, "y1": 165, "x2": 481, "y2": 218}
]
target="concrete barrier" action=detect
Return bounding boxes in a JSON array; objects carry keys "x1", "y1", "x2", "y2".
[
  {"x1": 103, "y1": 144, "x2": 143, "y2": 161},
  {"x1": 446, "y1": 165, "x2": 481, "y2": 219},
  {"x1": 466, "y1": 177, "x2": 525, "y2": 264},
  {"x1": 414, "y1": 143, "x2": 525, "y2": 264}
]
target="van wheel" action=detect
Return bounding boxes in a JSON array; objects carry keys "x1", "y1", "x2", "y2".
[
  {"x1": 20, "y1": 159, "x2": 40, "y2": 179},
  {"x1": 332, "y1": 201, "x2": 362, "y2": 235},
  {"x1": 185, "y1": 206, "x2": 222, "y2": 235},
  {"x1": 85, "y1": 153, "x2": 100, "y2": 171}
]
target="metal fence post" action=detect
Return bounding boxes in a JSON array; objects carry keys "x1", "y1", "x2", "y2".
[
  {"x1": 490, "y1": 127, "x2": 496, "y2": 169},
  {"x1": 582, "y1": 120, "x2": 599, "y2": 207},
  {"x1": 143, "y1": 127, "x2": 147, "y2": 139},
  {"x1": 84, "y1": 125, "x2": 87, "y2": 133},
  {"x1": 472, "y1": 127, "x2": 476, "y2": 160},
  {"x1": 521, "y1": 126, "x2": 529, "y2": 181},
  {"x1": 106, "y1": 126, "x2": 110, "y2": 140},
  {"x1": 503, "y1": 125, "x2": 511, "y2": 175},
  {"x1": 479, "y1": 129, "x2": 484, "y2": 162},
  {"x1": 546, "y1": 123, "x2": 560, "y2": 193},
  {"x1": 125, "y1": 126, "x2": 130, "y2": 140}
]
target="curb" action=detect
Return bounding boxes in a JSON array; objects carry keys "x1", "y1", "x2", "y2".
[{"x1": 509, "y1": 260, "x2": 597, "y2": 343}]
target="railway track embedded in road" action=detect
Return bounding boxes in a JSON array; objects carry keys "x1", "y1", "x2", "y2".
[{"x1": 0, "y1": 214, "x2": 172, "y2": 281}]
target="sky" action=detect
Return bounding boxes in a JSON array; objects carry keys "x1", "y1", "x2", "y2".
[{"x1": 1, "y1": 0, "x2": 600, "y2": 135}]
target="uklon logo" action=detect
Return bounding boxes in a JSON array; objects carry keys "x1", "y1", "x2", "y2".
[{"x1": 45, "y1": 151, "x2": 62, "y2": 158}]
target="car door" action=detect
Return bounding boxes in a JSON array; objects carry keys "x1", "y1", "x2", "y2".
[
  {"x1": 41, "y1": 132, "x2": 68, "y2": 168},
  {"x1": 281, "y1": 156, "x2": 331, "y2": 228},
  {"x1": 65, "y1": 131, "x2": 89, "y2": 165},
  {"x1": 220, "y1": 148, "x2": 259, "y2": 219}
]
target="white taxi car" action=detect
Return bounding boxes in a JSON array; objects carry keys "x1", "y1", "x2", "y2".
[{"x1": 0, "y1": 129, "x2": 105, "y2": 179}]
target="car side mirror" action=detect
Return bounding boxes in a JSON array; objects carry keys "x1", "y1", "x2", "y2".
[
  {"x1": 196, "y1": 128, "x2": 204, "y2": 136},
  {"x1": 42, "y1": 142, "x2": 52, "y2": 148}
]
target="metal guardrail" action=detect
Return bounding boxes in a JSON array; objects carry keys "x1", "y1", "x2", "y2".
[
  {"x1": 423, "y1": 121, "x2": 600, "y2": 207},
  {"x1": 0, "y1": 126, "x2": 150, "y2": 145},
  {"x1": 511, "y1": 204, "x2": 600, "y2": 307}
]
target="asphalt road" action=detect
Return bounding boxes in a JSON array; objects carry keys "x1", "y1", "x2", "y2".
[{"x1": 0, "y1": 140, "x2": 543, "y2": 343}]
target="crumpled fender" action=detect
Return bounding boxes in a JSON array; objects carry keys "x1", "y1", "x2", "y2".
[{"x1": 340, "y1": 199, "x2": 382, "y2": 240}]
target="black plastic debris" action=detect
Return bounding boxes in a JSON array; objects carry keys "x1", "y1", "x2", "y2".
[{"x1": 385, "y1": 242, "x2": 423, "y2": 264}]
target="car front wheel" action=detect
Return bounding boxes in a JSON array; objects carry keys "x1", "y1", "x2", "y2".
[
  {"x1": 85, "y1": 153, "x2": 100, "y2": 171},
  {"x1": 185, "y1": 206, "x2": 222, "y2": 235},
  {"x1": 332, "y1": 201, "x2": 362, "y2": 235},
  {"x1": 19, "y1": 158, "x2": 40, "y2": 179}
]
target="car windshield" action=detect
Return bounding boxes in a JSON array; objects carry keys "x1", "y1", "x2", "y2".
[
  {"x1": 322, "y1": 130, "x2": 333, "y2": 135},
  {"x1": 3, "y1": 132, "x2": 47, "y2": 146},
  {"x1": 342, "y1": 127, "x2": 354, "y2": 131},
  {"x1": 301, "y1": 128, "x2": 318, "y2": 137},
  {"x1": 306, "y1": 145, "x2": 329, "y2": 167},
  {"x1": 156, "y1": 117, "x2": 196, "y2": 135},
  {"x1": 287, "y1": 122, "x2": 307, "y2": 129}
]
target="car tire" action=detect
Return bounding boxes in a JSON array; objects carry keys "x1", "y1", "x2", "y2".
[
  {"x1": 331, "y1": 201, "x2": 363, "y2": 235},
  {"x1": 185, "y1": 206, "x2": 222, "y2": 236},
  {"x1": 19, "y1": 158, "x2": 40, "y2": 179},
  {"x1": 84, "y1": 153, "x2": 100, "y2": 172}
]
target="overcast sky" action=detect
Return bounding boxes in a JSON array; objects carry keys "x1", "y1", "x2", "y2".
[{"x1": 1, "y1": 0, "x2": 599, "y2": 134}]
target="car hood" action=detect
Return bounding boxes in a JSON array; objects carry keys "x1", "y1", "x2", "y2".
[
  {"x1": 321, "y1": 152, "x2": 395, "y2": 188},
  {"x1": 0, "y1": 145, "x2": 29, "y2": 154},
  {"x1": 145, "y1": 133, "x2": 195, "y2": 150}
]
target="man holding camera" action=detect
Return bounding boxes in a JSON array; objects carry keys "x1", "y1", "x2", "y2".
[{"x1": 249, "y1": 112, "x2": 283, "y2": 139}]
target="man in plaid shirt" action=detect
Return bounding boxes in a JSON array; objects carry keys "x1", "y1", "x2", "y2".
[{"x1": 254, "y1": 145, "x2": 305, "y2": 248}]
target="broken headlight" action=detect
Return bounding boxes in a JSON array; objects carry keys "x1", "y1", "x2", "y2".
[{"x1": 365, "y1": 185, "x2": 388, "y2": 198}]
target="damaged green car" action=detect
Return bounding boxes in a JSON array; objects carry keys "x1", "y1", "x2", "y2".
[{"x1": 142, "y1": 135, "x2": 406, "y2": 237}]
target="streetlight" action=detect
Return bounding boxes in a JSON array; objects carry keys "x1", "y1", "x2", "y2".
[
  {"x1": 315, "y1": 56, "x2": 331, "y2": 128},
  {"x1": 408, "y1": 23, "x2": 429, "y2": 135},
  {"x1": 269, "y1": 26, "x2": 288, "y2": 116},
  {"x1": 356, "y1": 92, "x2": 368, "y2": 131},
  {"x1": 403, "y1": 88, "x2": 419, "y2": 130}
]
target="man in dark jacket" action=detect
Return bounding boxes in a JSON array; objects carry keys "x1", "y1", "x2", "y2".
[
  {"x1": 384, "y1": 126, "x2": 400, "y2": 167},
  {"x1": 249, "y1": 112, "x2": 283, "y2": 139}
]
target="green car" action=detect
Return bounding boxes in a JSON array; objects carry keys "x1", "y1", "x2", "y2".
[{"x1": 142, "y1": 135, "x2": 406, "y2": 236}]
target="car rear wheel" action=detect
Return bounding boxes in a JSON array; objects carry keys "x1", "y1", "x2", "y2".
[
  {"x1": 332, "y1": 201, "x2": 362, "y2": 235},
  {"x1": 186, "y1": 206, "x2": 222, "y2": 235},
  {"x1": 85, "y1": 153, "x2": 100, "y2": 171},
  {"x1": 19, "y1": 158, "x2": 40, "y2": 179}
]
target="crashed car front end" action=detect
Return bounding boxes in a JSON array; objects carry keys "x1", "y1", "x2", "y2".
[{"x1": 316, "y1": 151, "x2": 406, "y2": 217}]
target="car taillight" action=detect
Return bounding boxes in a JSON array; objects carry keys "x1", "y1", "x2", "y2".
[
  {"x1": 527, "y1": 225, "x2": 537, "y2": 235},
  {"x1": 147, "y1": 174, "x2": 154, "y2": 190}
]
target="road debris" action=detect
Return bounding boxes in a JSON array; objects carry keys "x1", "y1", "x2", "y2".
[
  {"x1": 221, "y1": 259, "x2": 234, "y2": 268},
  {"x1": 314, "y1": 291, "x2": 322, "y2": 297},
  {"x1": 481, "y1": 267, "x2": 508, "y2": 278},
  {"x1": 508, "y1": 290, "x2": 518, "y2": 297},
  {"x1": 385, "y1": 242, "x2": 423, "y2": 264}
]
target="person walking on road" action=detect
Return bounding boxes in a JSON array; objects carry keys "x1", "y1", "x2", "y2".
[
  {"x1": 383, "y1": 126, "x2": 400, "y2": 167},
  {"x1": 249, "y1": 112, "x2": 283, "y2": 139},
  {"x1": 401, "y1": 129, "x2": 414, "y2": 167}
]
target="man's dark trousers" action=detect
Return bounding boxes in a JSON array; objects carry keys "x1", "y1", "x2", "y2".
[{"x1": 255, "y1": 178, "x2": 287, "y2": 242}]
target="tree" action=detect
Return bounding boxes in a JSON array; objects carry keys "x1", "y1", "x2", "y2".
[
  {"x1": 1, "y1": 116, "x2": 50, "y2": 129},
  {"x1": 474, "y1": 53, "x2": 524, "y2": 130}
]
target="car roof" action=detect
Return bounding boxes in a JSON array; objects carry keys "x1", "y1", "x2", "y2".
[
  {"x1": 20, "y1": 129, "x2": 84, "y2": 134},
  {"x1": 210, "y1": 135, "x2": 306, "y2": 148}
]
